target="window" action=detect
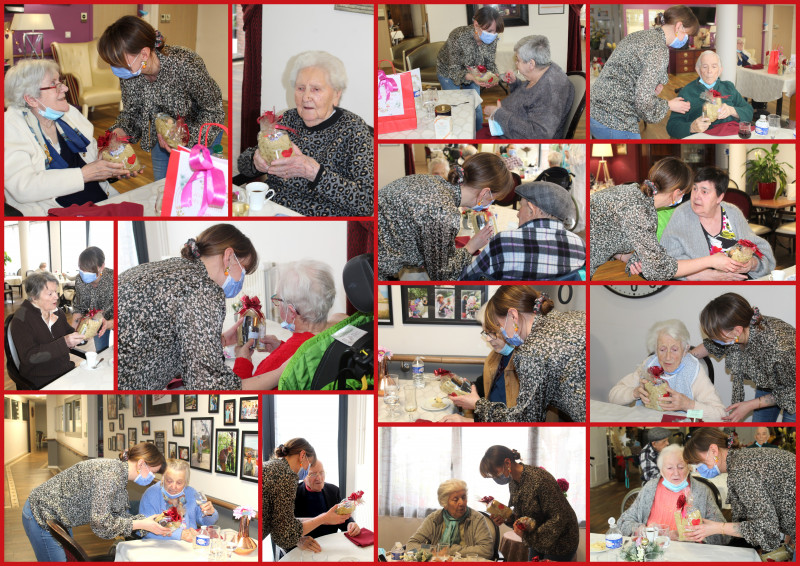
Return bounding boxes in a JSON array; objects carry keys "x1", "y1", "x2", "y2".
[
  {"x1": 625, "y1": 9, "x2": 644, "y2": 35},
  {"x1": 118, "y1": 222, "x2": 140, "y2": 274},
  {"x1": 60, "y1": 221, "x2": 115, "y2": 273},
  {"x1": 4, "y1": 222, "x2": 21, "y2": 274},
  {"x1": 88, "y1": 222, "x2": 114, "y2": 268}
]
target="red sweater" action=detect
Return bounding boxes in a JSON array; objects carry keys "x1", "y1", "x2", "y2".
[{"x1": 233, "y1": 332, "x2": 314, "y2": 380}]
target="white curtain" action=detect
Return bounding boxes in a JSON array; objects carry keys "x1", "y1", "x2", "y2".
[{"x1": 118, "y1": 222, "x2": 140, "y2": 275}]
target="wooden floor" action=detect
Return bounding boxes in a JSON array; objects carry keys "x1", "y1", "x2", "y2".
[
  {"x1": 4, "y1": 448, "x2": 117, "y2": 561},
  {"x1": 86, "y1": 102, "x2": 230, "y2": 194}
]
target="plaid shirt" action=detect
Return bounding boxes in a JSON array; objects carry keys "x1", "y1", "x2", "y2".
[
  {"x1": 460, "y1": 218, "x2": 585, "y2": 281},
  {"x1": 639, "y1": 442, "x2": 660, "y2": 483},
  {"x1": 502, "y1": 155, "x2": 525, "y2": 170}
]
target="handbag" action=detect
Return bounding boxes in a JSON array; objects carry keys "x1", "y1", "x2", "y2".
[
  {"x1": 767, "y1": 50, "x2": 780, "y2": 75},
  {"x1": 377, "y1": 60, "x2": 417, "y2": 133}
]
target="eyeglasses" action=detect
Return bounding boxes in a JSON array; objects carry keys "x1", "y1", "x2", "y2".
[
  {"x1": 271, "y1": 294, "x2": 301, "y2": 315},
  {"x1": 480, "y1": 330, "x2": 498, "y2": 341},
  {"x1": 40, "y1": 76, "x2": 66, "y2": 91},
  {"x1": 307, "y1": 471, "x2": 325, "y2": 479}
]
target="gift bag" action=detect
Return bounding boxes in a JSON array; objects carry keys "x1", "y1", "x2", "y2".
[
  {"x1": 162, "y1": 123, "x2": 228, "y2": 217},
  {"x1": 768, "y1": 50, "x2": 780, "y2": 74},
  {"x1": 377, "y1": 60, "x2": 417, "y2": 133}
]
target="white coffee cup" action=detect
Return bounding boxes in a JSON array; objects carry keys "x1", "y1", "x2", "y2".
[
  {"x1": 645, "y1": 526, "x2": 657, "y2": 543},
  {"x1": 246, "y1": 182, "x2": 276, "y2": 211},
  {"x1": 85, "y1": 351, "x2": 98, "y2": 369},
  {"x1": 771, "y1": 269, "x2": 785, "y2": 281}
]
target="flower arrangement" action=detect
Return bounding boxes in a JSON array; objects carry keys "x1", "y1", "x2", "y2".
[
  {"x1": 233, "y1": 505, "x2": 258, "y2": 555},
  {"x1": 233, "y1": 505, "x2": 257, "y2": 520},
  {"x1": 619, "y1": 537, "x2": 664, "y2": 562}
]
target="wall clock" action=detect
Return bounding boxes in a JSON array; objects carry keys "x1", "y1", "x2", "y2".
[{"x1": 604, "y1": 285, "x2": 666, "y2": 299}]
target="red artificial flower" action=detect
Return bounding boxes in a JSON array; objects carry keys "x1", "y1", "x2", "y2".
[
  {"x1": 164, "y1": 506, "x2": 182, "y2": 523},
  {"x1": 477, "y1": 65, "x2": 487, "y2": 73},
  {"x1": 649, "y1": 366, "x2": 665, "y2": 377},
  {"x1": 479, "y1": 495, "x2": 495, "y2": 504},
  {"x1": 348, "y1": 490, "x2": 365, "y2": 501},
  {"x1": 557, "y1": 478, "x2": 570, "y2": 493},
  {"x1": 737, "y1": 239, "x2": 764, "y2": 259},
  {"x1": 676, "y1": 494, "x2": 687, "y2": 511}
]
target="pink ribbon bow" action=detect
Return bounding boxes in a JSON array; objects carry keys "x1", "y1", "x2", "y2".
[
  {"x1": 377, "y1": 70, "x2": 398, "y2": 102},
  {"x1": 180, "y1": 145, "x2": 226, "y2": 215}
]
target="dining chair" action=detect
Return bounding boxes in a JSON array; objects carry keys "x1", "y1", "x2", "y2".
[
  {"x1": 721, "y1": 190, "x2": 771, "y2": 238},
  {"x1": 565, "y1": 71, "x2": 586, "y2": 139},
  {"x1": 478, "y1": 510, "x2": 504, "y2": 561}
]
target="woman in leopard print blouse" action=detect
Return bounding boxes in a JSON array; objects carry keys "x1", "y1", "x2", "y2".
[
  {"x1": 98, "y1": 16, "x2": 225, "y2": 181},
  {"x1": 72, "y1": 246, "x2": 114, "y2": 352},
  {"x1": 684, "y1": 429, "x2": 795, "y2": 554},
  {"x1": 22, "y1": 443, "x2": 170, "y2": 561},
  {"x1": 378, "y1": 153, "x2": 514, "y2": 281},
  {"x1": 480, "y1": 446, "x2": 579, "y2": 561}
]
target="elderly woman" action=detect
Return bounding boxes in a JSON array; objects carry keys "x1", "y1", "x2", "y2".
[
  {"x1": 237, "y1": 51, "x2": 373, "y2": 217},
  {"x1": 618, "y1": 444, "x2": 728, "y2": 544},
  {"x1": 4, "y1": 60, "x2": 129, "y2": 216},
  {"x1": 406, "y1": 480, "x2": 494, "y2": 559},
  {"x1": 590, "y1": 157, "x2": 743, "y2": 280},
  {"x1": 437, "y1": 6, "x2": 504, "y2": 132},
  {"x1": 98, "y1": 16, "x2": 224, "y2": 180},
  {"x1": 736, "y1": 39, "x2": 751, "y2": 67},
  {"x1": 684, "y1": 429, "x2": 795, "y2": 554},
  {"x1": 118, "y1": 224, "x2": 258, "y2": 390},
  {"x1": 9, "y1": 272, "x2": 86, "y2": 388},
  {"x1": 232, "y1": 260, "x2": 343, "y2": 388},
  {"x1": 591, "y1": 5, "x2": 698, "y2": 139},
  {"x1": 379, "y1": 153, "x2": 514, "y2": 280},
  {"x1": 428, "y1": 157, "x2": 450, "y2": 179},
  {"x1": 139, "y1": 459, "x2": 218, "y2": 542},
  {"x1": 666, "y1": 52, "x2": 754, "y2": 138},
  {"x1": 480, "y1": 446, "x2": 579, "y2": 561},
  {"x1": 71, "y1": 246, "x2": 114, "y2": 353},
  {"x1": 446, "y1": 286, "x2": 585, "y2": 422},
  {"x1": 609, "y1": 320, "x2": 726, "y2": 421},
  {"x1": 692, "y1": 293, "x2": 795, "y2": 422},
  {"x1": 483, "y1": 36, "x2": 574, "y2": 139},
  {"x1": 661, "y1": 167, "x2": 775, "y2": 280},
  {"x1": 22, "y1": 443, "x2": 170, "y2": 561}
]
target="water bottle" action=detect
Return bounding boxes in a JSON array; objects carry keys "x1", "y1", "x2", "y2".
[
  {"x1": 605, "y1": 517, "x2": 623, "y2": 556},
  {"x1": 754, "y1": 115, "x2": 769, "y2": 136},
  {"x1": 194, "y1": 525, "x2": 211, "y2": 553},
  {"x1": 412, "y1": 356, "x2": 425, "y2": 389}
]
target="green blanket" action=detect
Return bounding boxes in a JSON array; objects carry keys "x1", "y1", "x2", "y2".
[{"x1": 278, "y1": 312, "x2": 374, "y2": 390}]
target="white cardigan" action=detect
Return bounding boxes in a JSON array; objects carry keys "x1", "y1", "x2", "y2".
[{"x1": 4, "y1": 105, "x2": 113, "y2": 216}]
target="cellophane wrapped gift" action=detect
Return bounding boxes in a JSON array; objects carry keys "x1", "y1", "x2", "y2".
[
  {"x1": 436, "y1": 369, "x2": 469, "y2": 396},
  {"x1": 98, "y1": 130, "x2": 142, "y2": 172},
  {"x1": 257, "y1": 109, "x2": 293, "y2": 166},
  {"x1": 479, "y1": 495, "x2": 513, "y2": 521},
  {"x1": 673, "y1": 493, "x2": 702, "y2": 541},
  {"x1": 640, "y1": 365, "x2": 669, "y2": 411},
  {"x1": 236, "y1": 296, "x2": 265, "y2": 351},
  {"x1": 700, "y1": 89, "x2": 725, "y2": 122},
  {"x1": 466, "y1": 65, "x2": 499, "y2": 86},
  {"x1": 155, "y1": 113, "x2": 190, "y2": 149},
  {"x1": 76, "y1": 309, "x2": 104, "y2": 340},
  {"x1": 155, "y1": 505, "x2": 184, "y2": 532},
  {"x1": 336, "y1": 490, "x2": 364, "y2": 514},
  {"x1": 514, "y1": 516, "x2": 536, "y2": 533},
  {"x1": 726, "y1": 240, "x2": 763, "y2": 263}
]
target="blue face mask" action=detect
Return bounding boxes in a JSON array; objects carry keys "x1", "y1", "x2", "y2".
[
  {"x1": 471, "y1": 193, "x2": 494, "y2": 212},
  {"x1": 36, "y1": 99, "x2": 65, "y2": 121},
  {"x1": 221, "y1": 254, "x2": 245, "y2": 299},
  {"x1": 79, "y1": 270, "x2": 98, "y2": 284},
  {"x1": 492, "y1": 474, "x2": 511, "y2": 485},
  {"x1": 499, "y1": 343, "x2": 515, "y2": 356},
  {"x1": 134, "y1": 464, "x2": 155, "y2": 486},
  {"x1": 501, "y1": 315, "x2": 524, "y2": 347},
  {"x1": 661, "y1": 478, "x2": 689, "y2": 493},
  {"x1": 508, "y1": 149, "x2": 517, "y2": 157},
  {"x1": 670, "y1": 194, "x2": 683, "y2": 207},
  {"x1": 712, "y1": 338, "x2": 735, "y2": 346},
  {"x1": 698, "y1": 78, "x2": 716, "y2": 89},
  {"x1": 695, "y1": 463, "x2": 720, "y2": 479},
  {"x1": 161, "y1": 483, "x2": 185, "y2": 500},
  {"x1": 297, "y1": 454, "x2": 310, "y2": 480},
  {"x1": 669, "y1": 32, "x2": 689, "y2": 49},
  {"x1": 111, "y1": 54, "x2": 144, "y2": 80},
  {"x1": 479, "y1": 30, "x2": 498, "y2": 44},
  {"x1": 280, "y1": 303, "x2": 296, "y2": 332}
]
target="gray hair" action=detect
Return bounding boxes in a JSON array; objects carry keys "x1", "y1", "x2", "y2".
[
  {"x1": 428, "y1": 157, "x2": 450, "y2": 176},
  {"x1": 289, "y1": 51, "x2": 347, "y2": 92},
  {"x1": 646, "y1": 319, "x2": 690, "y2": 353},
  {"x1": 695, "y1": 50, "x2": 721, "y2": 73},
  {"x1": 276, "y1": 260, "x2": 336, "y2": 324},
  {"x1": 4, "y1": 59, "x2": 61, "y2": 108},
  {"x1": 547, "y1": 151, "x2": 562, "y2": 167},
  {"x1": 25, "y1": 272, "x2": 59, "y2": 300},
  {"x1": 437, "y1": 479, "x2": 468, "y2": 507},
  {"x1": 514, "y1": 35, "x2": 551, "y2": 67},
  {"x1": 656, "y1": 444, "x2": 685, "y2": 472},
  {"x1": 164, "y1": 458, "x2": 190, "y2": 482}
]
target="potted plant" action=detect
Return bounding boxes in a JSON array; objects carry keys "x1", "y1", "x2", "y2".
[
  {"x1": 590, "y1": 21, "x2": 607, "y2": 50},
  {"x1": 746, "y1": 143, "x2": 793, "y2": 199}
]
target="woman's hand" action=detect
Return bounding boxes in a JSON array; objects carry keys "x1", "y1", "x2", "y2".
[
  {"x1": 259, "y1": 335, "x2": 282, "y2": 353},
  {"x1": 199, "y1": 501, "x2": 215, "y2": 516},
  {"x1": 690, "y1": 116, "x2": 711, "y2": 134},
  {"x1": 222, "y1": 318, "x2": 245, "y2": 347},
  {"x1": 490, "y1": 514, "x2": 506, "y2": 527},
  {"x1": 156, "y1": 133, "x2": 173, "y2": 154},
  {"x1": 683, "y1": 519, "x2": 722, "y2": 543},
  {"x1": 708, "y1": 253, "x2": 748, "y2": 273},
  {"x1": 347, "y1": 522, "x2": 361, "y2": 537},
  {"x1": 64, "y1": 332, "x2": 86, "y2": 348},
  {"x1": 722, "y1": 400, "x2": 756, "y2": 422},
  {"x1": 668, "y1": 97, "x2": 691, "y2": 114},
  {"x1": 253, "y1": 150, "x2": 270, "y2": 174},
  {"x1": 657, "y1": 385, "x2": 694, "y2": 412},
  {"x1": 483, "y1": 105, "x2": 498, "y2": 118},
  {"x1": 298, "y1": 536, "x2": 321, "y2": 553},
  {"x1": 690, "y1": 344, "x2": 708, "y2": 359},
  {"x1": 465, "y1": 224, "x2": 494, "y2": 254},
  {"x1": 733, "y1": 256, "x2": 759, "y2": 274},
  {"x1": 687, "y1": 269, "x2": 748, "y2": 281},
  {"x1": 439, "y1": 414, "x2": 471, "y2": 423},
  {"x1": 717, "y1": 104, "x2": 738, "y2": 120},
  {"x1": 634, "y1": 379, "x2": 651, "y2": 404},
  {"x1": 503, "y1": 71, "x2": 517, "y2": 84},
  {"x1": 513, "y1": 523, "x2": 526, "y2": 538},
  {"x1": 234, "y1": 338, "x2": 255, "y2": 361},
  {"x1": 181, "y1": 527, "x2": 198, "y2": 542},
  {"x1": 138, "y1": 516, "x2": 173, "y2": 537},
  {"x1": 450, "y1": 385, "x2": 480, "y2": 411},
  {"x1": 81, "y1": 159, "x2": 128, "y2": 182},
  {"x1": 267, "y1": 143, "x2": 321, "y2": 181},
  {"x1": 97, "y1": 317, "x2": 114, "y2": 337},
  {"x1": 324, "y1": 504, "x2": 350, "y2": 525}
]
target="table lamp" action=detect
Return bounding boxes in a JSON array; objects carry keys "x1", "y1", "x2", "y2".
[
  {"x1": 10, "y1": 13, "x2": 54, "y2": 59},
  {"x1": 592, "y1": 144, "x2": 613, "y2": 188}
]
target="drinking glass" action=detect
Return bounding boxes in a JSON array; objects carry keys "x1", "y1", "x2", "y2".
[
  {"x1": 223, "y1": 529, "x2": 238, "y2": 559},
  {"x1": 403, "y1": 385, "x2": 418, "y2": 415},
  {"x1": 195, "y1": 491, "x2": 208, "y2": 507},
  {"x1": 768, "y1": 114, "x2": 780, "y2": 138},
  {"x1": 232, "y1": 190, "x2": 250, "y2": 217},
  {"x1": 383, "y1": 375, "x2": 400, "y2": 419},
  {"x1": 738, "y1": 121, "x2": 752, "y2": 139}
]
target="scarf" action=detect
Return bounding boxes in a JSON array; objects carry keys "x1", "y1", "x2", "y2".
[
  {"x1": 22, "y1": 109, "x2": 91, "y2": 170},
  {"x1": 440, "y1": 509, "x2": 467, "y2": 546}
]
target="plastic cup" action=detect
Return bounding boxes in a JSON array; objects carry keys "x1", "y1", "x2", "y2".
[
  {"x1": 771, "y1": 269, "x2": 786, "y2": 281},
  {"x1": 85, "y1": 351, "x2": 98, "y2": 368}
]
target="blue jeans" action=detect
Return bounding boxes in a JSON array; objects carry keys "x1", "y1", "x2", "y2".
[
  {"x1": 93, "y1": 329, "x2": 110, "y2": 353},
  {"x1": 22, "y1": 499, "x2": 69, "y2": 562},
  {"x1": 151, "y1": 131, "x2": 224, "y2": 181},
  {"x1": 753, "y1": 388, "x2": 796, "y2": 422},
  {"x1": 590, "y1": 117, "x2": 641, "y2": 139},
  {"x1": 438, "y1": 73, "x2": 483, "y2": 132}
]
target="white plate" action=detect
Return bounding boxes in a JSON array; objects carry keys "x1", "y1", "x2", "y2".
[
  {"x1": 421, "y1": 397, "x2": 453, "y2": 411},
  {"x1": 589, "y1": 544, "x2": 608, "y2": 553},
  {"x1": 79, "y1": 360, "x2": 103, "y2": 371}
]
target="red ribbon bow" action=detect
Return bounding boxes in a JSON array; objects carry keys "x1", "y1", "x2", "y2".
[
  {"x1": 433, "y1": 368, "x2": 453, "y2": 377},
  {"x1": 164, "y1": 506, "x2": 182, "y2": 523},
  {"x1": 479, "y1": 495, "x2": 495, "y2": 504},
  {"x1": 86, "y1": 309, "x2": 100, "y2": 318},
  {"x1": 477, "y1": 65, "x2": 487, "y2": 73},
  {"x1": 649, "y1": 366, "x2": 665, "y2": 377},
  {"x1": 257, "y1": 108, "x2": 297, "y2": 134},
  {"x1": 708, "y1": 89, "x2": 730, "y2": 99},
  {"x1": 737, "y1": 239, "x2": 764, "y2": 259},
  {"x1": 97, "y1": 130, "x2": 131, "y2": 152},
  {"x1": 175, "y1": 115, "x2": 190, "y2": 145},
  {"x1": 348, "y1": 490, "x2": 365, "y2": 501},
  {"x1": 237, "y1": 295, "x2": 264, "y2": 321},
  {"x1": 676, "y1": 494, "x2": 687, "y2": 514}
]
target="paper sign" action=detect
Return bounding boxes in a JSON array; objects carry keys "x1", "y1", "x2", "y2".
[
  {"x1": 333, "y1": 325, "x2": 368, "y2": 347},
  {"x1": 686, "y1": 409, "x2": 704, "y2": 420}
]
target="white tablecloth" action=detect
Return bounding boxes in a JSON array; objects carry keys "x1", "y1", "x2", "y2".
[
  {"x1": 590, "y1": 400, "x2": 685, "y2": 423},
  {"x1": 685, "y1": 127, "x2": 796, "y2": 140},
  {"x1": 589, "y1": 533, "x2": 759, "y2": 562},
  {"x1": 735, "y1": 67, "x2": 796, "y2": 102},
  {"x1": 278, "y1": 532, "x2": 373, "y2": 562},
  {"x1": 755, "y1": 265, "x2": 796, "y2": 281},
  {"x1": 4, "y1": 276, "x2": 22, "y2": 286},
  {"x1": 43, "y1": 338, "x2": 114, "y2": 390},
  {"x1": 115, "y1": 539, "x2": 257, "y2": 562},
  {"x1": 378, "y1": 90, "x2": 481, "y2": 140},
  {"x1": 232, "y1": 185, "x2": 303, "y2": 217},
  {"x1": 379, "y1": 376, "x2": 460, "y2": 422}
]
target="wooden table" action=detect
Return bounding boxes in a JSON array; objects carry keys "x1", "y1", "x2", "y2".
[
  {"x1": 590, "y1": 260, "x2": 647, "y2": 282},
  {"x1": 749, "y1": 196, "x2": 796, "y2": 230}
]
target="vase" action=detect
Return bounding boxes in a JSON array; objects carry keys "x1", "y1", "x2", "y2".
[
  {"x1": 757, "y1": 182, "x2": 777, "y2": 200},
  {"x1": 235, "y1": 516, "x2": 258, "y2": 556}
]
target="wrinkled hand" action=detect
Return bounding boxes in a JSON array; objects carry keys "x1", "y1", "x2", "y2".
[
  {"x1": 439, "y1": 414, "x2": 471, "y2": 423},
  {"x1": 156, "y1": 133, "x2": 173, "y2": 154},
  {"x1": 483, "y1": 105, "x2": 498, "y2": 118},
  {"x1": 347, "y1": 522, "x2": 361, "y2": 537},
  {"x1": 324, "y1": 504, "x2": 350, "y2": 525},
  {"x1": 634, "y1": 379, "x2": 651, "y2": 404},
  {"x1": 683, "y1": 519, "x2": 721, "y2": 543},
  {"x1": 691, "y1": 116, "x2": 711, "y2": 133},
  {"x1": 465, "y1": 224, "x2": 494, "y2": 254},
  {"x1": 668, "y1": 97, "x2": 691, "y2": 114},
  {"x1": 658, "y1": 384, "x2": 693, "y2": 411},
  {"x1": 65, "y1": 332, "x2": 86, "y2": 348},
  {"x1": 81, "y1": 159, "x2": 128, "y2": 182},
  {"x1": 222, "y1": 318, "x2": 245, "y2": 347},
  {"x1": 298, "y1": 536, "x2": 321, "y2": 553},
  {"x1": 722, "y1": 401, "x2": 753, "y2": 422},
  {"x1": 733, "y1": 256, "x2": 759, "y2": 274},
  {"x1": 490, "y1": 514, "x2": 506, "y2": 527},
  {"x1": 688, "y1": 268, "x2": 747, "y2": 281},
  {"x1": 717, "y1": 104, "x2": 737, "y2": 120},
  {"x1": 144, "y1": 516, "x2": 172, "y2": 536},
  {"x1": 253, "y1": 150, "x2": 270, "y2": 174},
  {"x1": 503, "y1": 71, "x2": 517, "y2": 84},
  {"x1": 449, "y1": 385, "x2": 479, "y2": 411},
  {"x1": 690, "y1": 344, "x2": 708, "y2": 359},
  {"x1": 708, "y1": 253, "x2": 749, "y2": 273},
  {"x1": 235, "y1": 338, "x2": 255, "y2": 360},
  {"x1": 259, "y1": 334, "x2": 282, "y2": 353},
  {"x1": 200, "y1": 501, "x2": 215, "y2": 516},
  {"x1": 267, "y1": 142, "x2": 320, "y2": 181},
  {"x1": 181, "y1": 528, "x2": 198, "y2": 542}
]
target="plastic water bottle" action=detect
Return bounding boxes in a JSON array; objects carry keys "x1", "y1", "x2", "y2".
[
  {"x1": 605, "y1": 517, "x2": 623, "y2": 556},
  {"x1": 755, "y1": 114, "x2": 769, "y2": 136},
  {"x1": 412, "y1": 356, "x2": 425, "y2": 389},
  {"x1": 194, "y1": 525, "x2": 211, "y2": 553}
]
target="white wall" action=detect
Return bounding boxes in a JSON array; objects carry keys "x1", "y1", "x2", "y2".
[
  {"x1": 4, "y1": 395, "x2": 29, "y2": 464},
  {"x1": 261, "y1": 5, "x2": 374, "y2": 126},
  {"x1": 195, "y1": 4, "x2": 229, "y2": 96},
  {"x1": 379, "y1": 285, "x2": 585, "y2": 357},
  {"x1": 426, "y1": 4, "x2": 569, "y2": 70},
  {"x1": 589, "y1": 286, "x2": 796, "y2": 420},
  {"x1": 377, "y1": 144, "x2": 407, "y2": 189},
  {"x1": 44, "y1": 394, "x2": 90, "y2": 456},
  {"x1": 107, "y1": 395, "x2": 258, "y2": 506}
]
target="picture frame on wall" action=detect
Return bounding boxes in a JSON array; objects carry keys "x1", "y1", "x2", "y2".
[
  {"x1": 178, "y1": 446, "x2": 189, "y2": 462},
  {"x1": 146, "y1": 395, "x2": 180, "y2": 417},
  {"x1": 466, "y1": 4, "x2": 529, "y2": 26},
  {"x1": 401, "y1": 285, "x2": 487, "y2": 325},
  {"x1": 132, "y1": 395, "x2": 145, "y2": 418},
  {"x1": 107, "y1": 396, "x2": 118, "y2": 419},
  {"x1": 142, "y1": 421, "x2": 150, "y2": 435},
  {"x1": 190, "y1": 418, "x2": 213, "y2": 473},
  {"x1": 208, "y1": 394, "x2": 220, "y2": 414},
  {"x1": 538, "y1": 4, "x2": 565, "y2": 15},
  {"x1": 223, "y1": 399, "x2": 236, "y2": 426},
  {"x1": 240, "y1": 431, "x2": 258, "y2": 483},
  {"x1": 109, "y1": 423, "x2": 114, "y2": 432},
  {"x1": 184, "y1": 395, "x2": 198, "y2": 412},
  {"x1": 378, "y1": 285, "x2": 393, "y2": 325},
  {"x1": 118, "y1": 414, "x2": 124, "y2": 429},
  {"x1": 172, "y1": 419, "x2": 184, "y2": 437},
  {"x1": 214, "y1": 428, "x2": 238, "y2": 476},
  {"x1": 116, "y1": 433, "x2": 125, "y2": 450},
  {"x1": 128, "y1": 428, "x2": 137, "y2": 446},
  {"x1": 154, "y1": 431, "x2": 166, "y2": 457},
  {"x1": 239, "y1": 397, "x2": 258, "y2": 422},
  {"x1": 168, "y1": 442, "x2": 178, "y2": 460},
  {"x1": 107, "y1": 437, "x2": 114, "y2": 451}
]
